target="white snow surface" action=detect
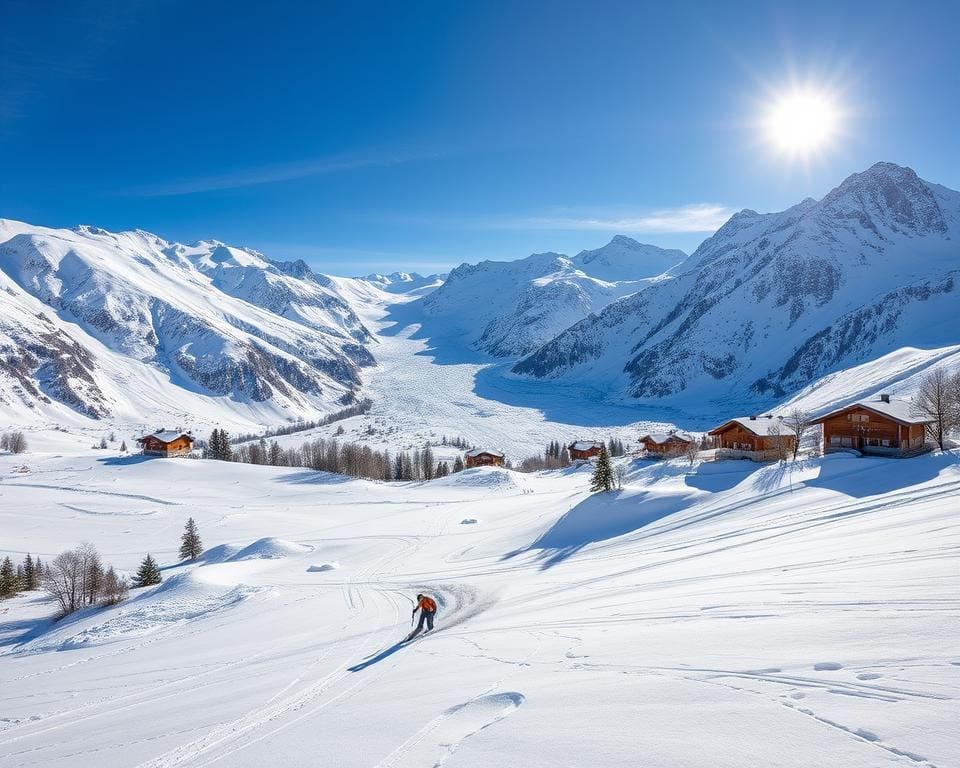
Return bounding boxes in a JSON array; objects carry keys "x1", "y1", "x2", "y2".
[{"x1": 0, "y1": 449, "x2": 958, "y2": 767}]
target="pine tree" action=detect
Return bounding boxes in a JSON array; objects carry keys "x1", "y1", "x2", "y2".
[
  {"x1": 393, "y1": 452, "x2": 404, "y2": 481},
  {"x1": 590, "y1": 445, "x2": 614, "y2": 493},
  {"x1": 0, "y1": 556, "x2": 17, "y2": 598},
  {"x1": 23, "y1": 553, "x2": 36, "y2": 590},
  {"x1": 120, "y1": 440, "x2": 128, "y2": 453},
  {"x1": 453, "y1": 456, "x2": 464, "y2": 473},
  {"x1": 422, "y1": 445, "x2": 434, "y2": 480},
  {"x1": 133, "y1": 554, "x2": 162, "y2": 588},
  {"x1": 179, "y1": 517, "x2": 203, "y2": 560}
]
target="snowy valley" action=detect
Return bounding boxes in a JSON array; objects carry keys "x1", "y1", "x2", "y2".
[{"x1": 1, "y1": 161, "x2": 960, "y2": 768}]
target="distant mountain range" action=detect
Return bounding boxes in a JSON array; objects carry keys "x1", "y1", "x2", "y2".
[
  {"x1": 2, "y1": 161, "x2": 956, "y2": 427},
  {"x1": 421, "y1": 236, "x2": 687, "y2": 357},
  {"x1": 512, "y1": 162, "x2": 960, "y2": 407}
]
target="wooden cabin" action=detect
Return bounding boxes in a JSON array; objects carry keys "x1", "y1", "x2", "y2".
[
  {"x1": 568, "y1": 440, "x2": 603, "y2": 461},
  {"x1": 136, "y1": 429, "x2": 195, "y2": 458},
  {"x1": 707, "y1": 416, "x2": 796, "y2": 462},
  {"x1": 639, "y1": 431, "x2": 695, "y2": 458},
  {"x1": 464, "y1": 449, "x2": 505, "y2": 468},
  {"x1": 810, "y1": 395, "x2": 933, "y2": 457}
]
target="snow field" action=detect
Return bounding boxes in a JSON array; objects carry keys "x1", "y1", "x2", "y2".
[{"x1": 0, "y1": 449, "x2": 957, "y2": 767}]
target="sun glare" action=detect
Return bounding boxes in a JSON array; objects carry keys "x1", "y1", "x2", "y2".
[{"x1": 765, "y1": 90, "x2": 839, "y2": 155}]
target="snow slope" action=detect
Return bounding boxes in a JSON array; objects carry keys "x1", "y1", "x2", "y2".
[
  {"x1": 421, "y1": 236, "x2": 685, "y2": 357},
  {"x1": 0, "y1": 220, "x2": 374, "y2": 426},
  {"x1": 514, "y1": 163, "x2": 960, "y2": 410},
  {"x1": 0, "y1": 448, "x2": 957, "y2": 767}
]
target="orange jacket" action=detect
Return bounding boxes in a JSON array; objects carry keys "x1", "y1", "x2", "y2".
[{"x1": 417, "y1": 596, "x2": 437, "y2": 613}]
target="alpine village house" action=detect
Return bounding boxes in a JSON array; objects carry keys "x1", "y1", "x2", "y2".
[
  {"x1": 639, "y1": 431, "x2": 695, "y2": 458},
  {"x1": 136, "y1": 429, "x2": 195, "y2": 458},
  {"x1": 568, "y1": 440, "x2": 604, "y2": 461},
  {"x1": 708, "y1": 416, "x2": 797, "y2": 462},
  {"x1": 810, "y1": 394, "x2": 933, "y2": 457},
  {"x1": 464, "y1": 449, "x2": 506, "y2": 468}
]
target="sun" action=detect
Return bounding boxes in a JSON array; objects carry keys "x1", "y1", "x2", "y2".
[{"x1": 764, "y1": 90, "x2": 839, "y2": 155}]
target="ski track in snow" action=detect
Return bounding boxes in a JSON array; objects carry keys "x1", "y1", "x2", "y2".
[{"x1": 0, "y1": 450, "x2": 958, "y2": 767}]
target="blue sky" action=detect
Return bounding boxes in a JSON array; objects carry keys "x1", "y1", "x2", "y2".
[{"x1": 1, "y1": 0, "x2": 958, "y2": 275}]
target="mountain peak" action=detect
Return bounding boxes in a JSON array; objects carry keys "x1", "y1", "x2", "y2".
[{"x1": 820, "y1": 161, "x2": 946, "y2": 235}]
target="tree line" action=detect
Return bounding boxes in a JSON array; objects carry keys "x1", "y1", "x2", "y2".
[
  {"x1": 231, "y1": 398, "x2": 374, "y2": 444},
  {"x1": 1, "y1": 518, "x2": 204, "y2": 618},
  {"x1": 205, "y1": 429, "x2": 466, "y2": 482},
  {"x1": 0, "y1": 431, "x2": 28, "y2": 453}
]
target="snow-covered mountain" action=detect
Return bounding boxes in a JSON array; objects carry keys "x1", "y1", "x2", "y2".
[
  {"x1": 513, "y1": 163, "x2": 960, "y2": 407},
  {"x1": 420, "y1": 236, "x2": 686, "y2": 357},
  {"x1": 359, "y1": 271, "x2": 445, "y2": 295},
  {"x1": 0, "y1": 220, "x2": 375, "y2": 423}
]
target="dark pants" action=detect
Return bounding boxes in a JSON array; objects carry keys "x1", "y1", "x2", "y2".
[{"x1": 416, "y1": 609, "x2": 435, "y2": 633}]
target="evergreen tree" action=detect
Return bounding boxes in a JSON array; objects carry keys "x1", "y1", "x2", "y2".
[
  {"x1": 452, "y1": 456, "x2": 464, "y2": 473},
  {"x1": 422, "y1": 445, "x2": 435, "y2": 480},
  {"x1": 220, "y1": 430, "x2": 233, "y2": 461},
  {"x1": 120, "y1": 440, "x2": 128, "y2": 453},
  {"x1": 23, "y1": 553, "x2": 36, "y2": 590},
  {"x1": 133, "y1": 554, "x2": 162, "y2": 588},
  {"x1": 435, "y1": 461, "x2": 449, "y2": 478},
  {"x1": 393, "y1": 452, "x2": 405, "y2": 481},
  {"x1": 382, "y1": 451, "x2": 393, "y2": 482},
  {"x1": 179, "y1": 517, "x2": 203, "y2": 560},
  {"x1": 590, "y1": 445, "x2": 614, "y2": 493},
  {"x1": 0, "y1": 556, "x2": 17, "y2": 598}
]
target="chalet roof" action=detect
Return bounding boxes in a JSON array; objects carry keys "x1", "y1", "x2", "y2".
[
  {"x1": 640, "y1": 431, "x2": 694, "y2": 444},
  {"x1": 708, "y1": 416, "x2": 797, "y2": 438},
  {"x1": 137, "y1": 430, "x2": 194, "y2": 445},
  {"x1": 811, "y1": 397, "x2": 934, "y2": 426},
  {"x1": 465, "y1": 449, "x2": 505, "y2": 458},
  {"x1": 570, "y1": 441, "x2": 603, "y2": 451}
]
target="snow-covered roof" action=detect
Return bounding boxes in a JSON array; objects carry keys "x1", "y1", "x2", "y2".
[
  {"x1": 137, "y1": 430, "x2": 194, "y2": 444},
  {"x1": 465, "y1": 449, "x2": 505, "y2": 458},
  {"x1": 570, "y1": 441, "x2": 603, "y2": 451},
  {"x1": 640, "y1": 432, "x2": 694, "y2": 444},
  {"x1": 813, "y1": 397, "x2": 934, "y2": 425},
  {"x1": 709, "y1": 417, "x2": 797, "y2": 437}
]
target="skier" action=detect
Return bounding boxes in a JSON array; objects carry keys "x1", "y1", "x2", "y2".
[{"x1": 407, "y1": 593, "x2": 438, "y2": 640}]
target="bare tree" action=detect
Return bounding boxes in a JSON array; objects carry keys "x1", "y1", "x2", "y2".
[
  {"x1": 42, "y1": 543, "x2": 105, "y2": 616},
  {"x1": 768, "y1": 423, "x2": 789, "y2": 462},
  {"x1": 684, "y1": 439, "x2": 700, "y2": 466},
  {"x1": 913, "y1": 368, "x2": 958, "y2": 450},
  {"x1": 785, "y1": 408, "x2": 814, "y2": 460},
  {"x1": 612, "y1": 463, "x2": 627, "y2": 490},
  {"x1": 101, "y1": 567, "x2": 129, "y2": 605}
]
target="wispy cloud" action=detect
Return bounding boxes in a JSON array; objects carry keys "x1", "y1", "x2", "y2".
[
  {"x1": 121, "y1": 148, "x2": 446, "y2": 197},
  {"x1": 387, "y1": 203, "x2": 734, "y2": 235},
  {"x1": 514, "y1": 203, "x2": 734, "y2": 233}
]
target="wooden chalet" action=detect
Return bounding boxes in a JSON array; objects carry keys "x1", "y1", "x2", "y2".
[
  {"x1": 639, "y1": 431, "x2": 695, "y2": 458},
  {"x1": 568, "y1": 440, "x2": 603, "y2": 461},
  {"x1": 707, "y1": 416, "x2": 796, "y2": 462},
  {"x1": 810, "y1": 394, "x2": 933, "y2": 457},
  {"x1": 464, "y1": 449, "x2": 505, "y2": 468},
  {"x1": 136, "y1": 429, "x2": 195, "y2": 458}
]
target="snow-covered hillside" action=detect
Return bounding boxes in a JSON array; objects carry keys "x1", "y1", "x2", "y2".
[
  {"x1": 514, "y1": 163, "x2": 960, "y2": 410},
  {"x1": 1, "y1": 449, "x2": 957, "y2": 767},
  {"x1": 421, "y1": 236, "x2": 685, "y2": 357},
  {"x1": 0, "y1": 220, "x2": 375, "y2": 426}
]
